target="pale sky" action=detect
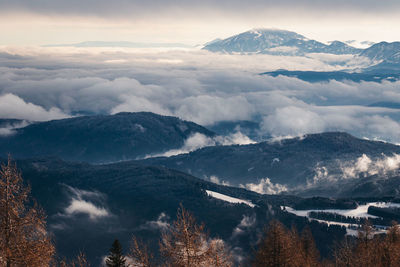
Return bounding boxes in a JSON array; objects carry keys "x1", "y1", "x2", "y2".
[{"x1": 1, "y1": 0, "x2": 400, "y2": 46}]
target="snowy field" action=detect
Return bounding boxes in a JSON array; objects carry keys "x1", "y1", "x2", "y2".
[
  {"x1": 205, "y1": 190, "x2": 255, "y2": 207},
  {"x1": 283, "y1": 202, "x2": 400, "y2": 219},
  {"x1": 282, "y1": 202, "x2": 400, "y2": 235}
]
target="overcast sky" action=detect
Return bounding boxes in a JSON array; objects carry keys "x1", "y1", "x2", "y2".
[{"x1": 1, "y1": 0, "x2": 400, "y2": 45}]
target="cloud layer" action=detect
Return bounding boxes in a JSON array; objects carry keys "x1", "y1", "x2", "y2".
[
  {"x1": 1, "y1": 47, "x2": 400, "y2": 143},
  {"x1": 2, "y1": 0, "x2": 400, "y2": 17}
]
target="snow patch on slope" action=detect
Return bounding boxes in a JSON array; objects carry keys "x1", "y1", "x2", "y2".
[
  {"x1": 206, "y1": 190, "x2": 255, "y2": 208},
  {"x1": 282, "y1": 202, "x2": 400, "y2": 235}
]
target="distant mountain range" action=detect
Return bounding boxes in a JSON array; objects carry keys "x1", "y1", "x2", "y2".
[
  {"x1": 360, "y1": 42, "x2": 400, "y2": 62},
  {"x1": 10, "y1": 157, "x2": 302, "y2": 264},
  {"x1": 9, "y1": 156, "x2": 345, "y2": 265},
  {"x1": 203, "y1": 29, "x2": 400, "y2": 72},
  {"x1": 261, "y1": 70, "x2": 400, "y2": 83},
  {"x1": 0, "y1": 112, "x2": 215, "y2": 163},
  {"x1": 2, "y1": 113, "x2": 400, "y2": 199},
  {"x1": 3, "y1": 113, "x2": 400, "y2": 263},
  {"x1": 8, "y1": 146, "x2": 400, "y2": 264},
  {"x1": 203, "y1": 29, "x2": 363, "y2": 55},
  {"x1": 361, "y1": 42, "x2": 400, "y2": 73},
  {"x1": 137, "y1": 132, "x2": 400, "y2": 197}
]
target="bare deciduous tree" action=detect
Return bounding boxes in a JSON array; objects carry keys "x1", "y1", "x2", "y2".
[
  {"x1": 253, "y1": 221, "x2": 321, "y2": 267},
  {"x1": 334, "y1": 221, "x2": 400, "y2": 267},
  {"x1": 128, "y1": 236, "x2": 153, "y2": 267},
  {"x1": 206, "y1": 239, "x2": 232, "y2": 267},
  {"x1": 0, "y1": 156, "x2": 54, "y2": 267},
  {"x1": 159, "y1": 204, "x2": 232, "y2": 267},
  {"x1": 60, "y1": 252, "x2": 90, "y2": 267}
]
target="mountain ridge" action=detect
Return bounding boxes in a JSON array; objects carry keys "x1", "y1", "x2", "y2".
[
  {"x1": 203, "y1": 28, "x2": 362, "y2": 55},
  {"x1": 136, "y1": 132, "x2": 400, "y2": 194},
  {"x1": 0, "y1": 112, "x2": 215, "y2": 163}
]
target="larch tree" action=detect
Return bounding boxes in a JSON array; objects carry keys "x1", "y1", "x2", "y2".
[
  {"x1": 128, "y1": 236, "x2": 153, "y2": 267},
  {"x1": 253, "y1": 221, "x2": 322, "y2": 267},
  {"x1": 253, "y1": 220, "x2": 293, "y2": 267},
  {"x1": 333, "y1": 221, "x2": 400, "y2": 267},
  {"x1": 0, "y1": 156, "x2": 54, "y2": 267},
  {"x1": 159, "y1": 204, "x2": 232, "y2": 267},
  {"x1": 299, "y1": 227, "x2": 321, "y2": 267},
  {"x1": 206, "y1": 239, "x2": 232, "y2": 267},
  {"x1": 381, "y1": 223, "x2": 400, "y2": 265},
  {"x1": 60, "y1": 252, "x2": 90, "y2": 267}
]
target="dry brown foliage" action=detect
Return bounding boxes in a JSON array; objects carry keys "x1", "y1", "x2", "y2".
[
  {"x1": 159, "y1": 204, "x2": 232, "y2": 267},
  {"x1": 0, "y1": 156, "x2": 54, "y2": 267},
  {"x1": 129, "y1": 236, "x2": 154, "y2": 267},
  {"x1": 253, "y1": 221, "x2": 321, "y2": 267},
  {"x1": 335, "y1": 221, "x2": 400, "y2": 267}
]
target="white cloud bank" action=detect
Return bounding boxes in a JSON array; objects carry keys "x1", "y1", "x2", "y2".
[
  {"x1": 1, "y1": 47, "x2": 400, "y2": 143},
  {"x1": 0, "y1": 93, "x2": 69, "y2": 121},
  {"x1": 341, "y1": 153, "x2": 400, "y2": 179}
]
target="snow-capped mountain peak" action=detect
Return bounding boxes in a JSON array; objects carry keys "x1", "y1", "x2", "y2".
[{"x1": 203, "y1": 29, "x2": 361, "y2": 55}]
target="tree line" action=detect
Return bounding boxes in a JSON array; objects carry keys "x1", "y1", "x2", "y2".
[
  {"x1": 2, "y1": 157, "x2": 400, "y2": 266},
  {"x1": 308, "y1": 211, "x2": 390, "y2": 226}
]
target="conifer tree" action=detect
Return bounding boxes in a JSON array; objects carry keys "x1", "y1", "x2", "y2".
[
  {"x1": 0, "y1": 156, "x2": 54, "y2": 267},
  {"x1": 105, "y1": 239, "x2": 126, "y2": 267}
]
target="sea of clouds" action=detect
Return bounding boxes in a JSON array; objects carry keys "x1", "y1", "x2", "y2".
[{"x1": 1, "y1": 46, "x2": 400, "y2": 143}]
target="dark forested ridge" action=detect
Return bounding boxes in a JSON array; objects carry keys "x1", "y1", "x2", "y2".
[
  {"x1": 137, "y1": 132, "x2": 400, "y2": 196},
  {"x1": 0, "y1": 112, "x2": 215, "y2": 163},
  {"x1": 2, "y1": 113, "x2": 400, "y2": 265},
  {"x1": 1, "y1": 157, "x2": 350, "y2": 265}
]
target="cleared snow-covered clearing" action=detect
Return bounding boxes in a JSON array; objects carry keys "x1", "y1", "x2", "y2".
[
  {"x1": 283, "y1": 202, "x2": 400, "y2": 219},
  {"x1": 206, "y1": 190, "x2": 255, "y2": 208},
  {"x1": 282, "y1": 202, "x2": 400, "y2": 236}
]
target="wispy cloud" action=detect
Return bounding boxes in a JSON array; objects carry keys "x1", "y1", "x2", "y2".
[
  {"x1": 232, "y1": 215, "x2": 256, "y2": 238},
  {"x1": 240, "y1": 178, "x2": 288, "y2": 195},
  {"x1": 140, "y1": 212, "x2": 170, "y2": 231},
  {"x1": 146, "y1": 132, "x2": 255, "y2": 158},
  {"x1": 0, "y1": 119, "x2": 29, "y2": 136},
  {"x1": 61, "y1": 186, "x2": 110, "y2": 220},
  {"x1": 65, "y1": 199, "x2": 109, "y2": 220}
]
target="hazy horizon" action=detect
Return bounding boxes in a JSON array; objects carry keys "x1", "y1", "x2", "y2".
[{"x1": 1, "y1": 0, "x2": 400, "y2": 45}]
